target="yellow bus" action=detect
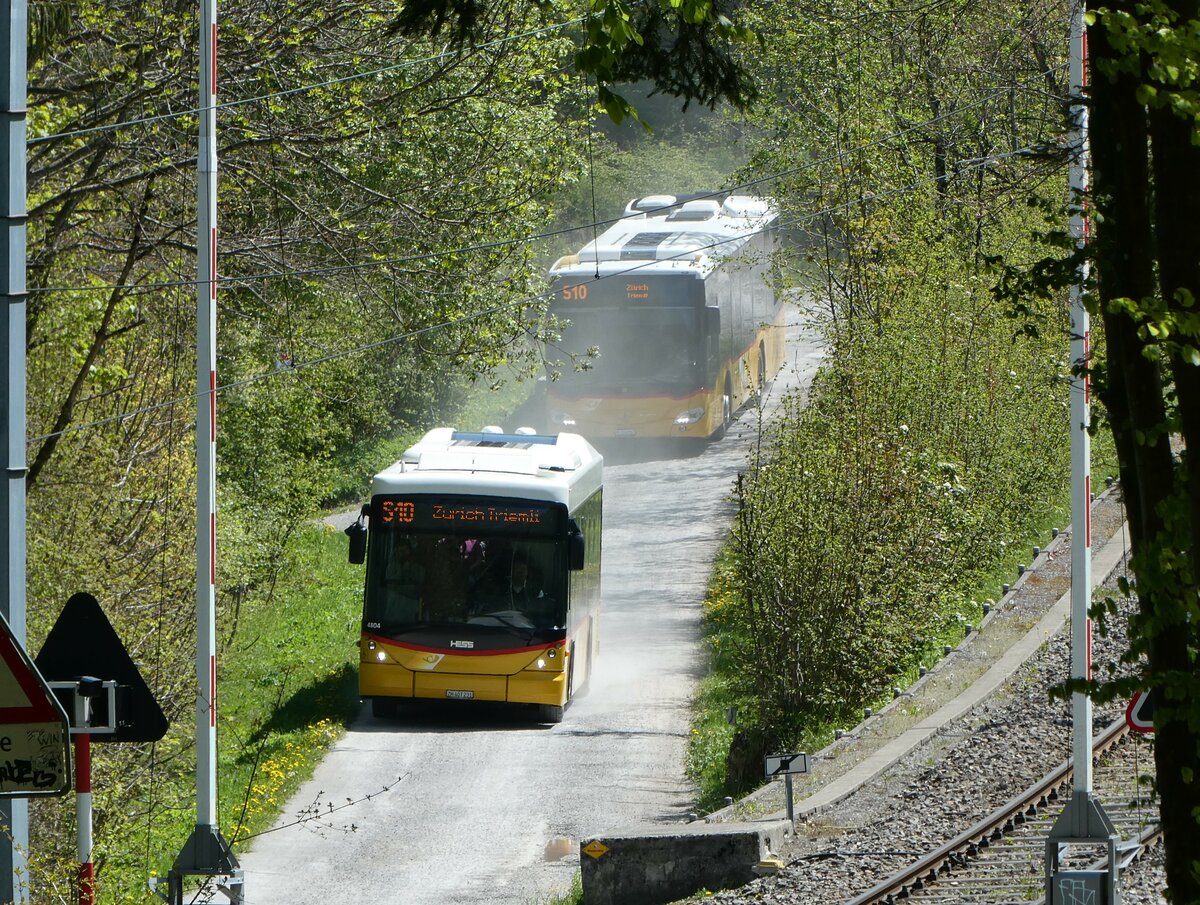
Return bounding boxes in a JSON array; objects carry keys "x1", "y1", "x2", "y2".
[
  {"x1": 346, "y1": 428, "x2": 602, "y2": 723},
  {"x1": 546, "y1": 194, "x2": 786, "y2": 441}
]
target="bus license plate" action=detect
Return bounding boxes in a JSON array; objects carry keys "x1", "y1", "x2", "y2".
[
  {"x1": 614, "y1": 429, "x2": 637, "y2": 437},
  {"x1": 446, "y1": 690, "x2": 474, "y2": 700}
]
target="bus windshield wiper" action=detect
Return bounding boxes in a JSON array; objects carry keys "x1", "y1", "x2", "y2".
[{"x1": 477, "y1": 611, "x2": 536, "y2": 645}]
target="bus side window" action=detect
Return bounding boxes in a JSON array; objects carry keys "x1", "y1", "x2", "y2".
[
  {"x1": 568, "y1": 519, "x2": 585, "y2": 571},
  {"x1": 705, "y1": 306, "x2": 720, "y2": 369}
]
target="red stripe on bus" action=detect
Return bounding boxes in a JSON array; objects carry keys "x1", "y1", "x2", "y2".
[
  {"x1": 549, "y1": 389, "x2": 706, "y2": 402},
  {"x1": 364, "y1": 633, "x2": 566, "y2": 658},
  {"x1": 546, "y1": 323, "x2": 778, "y2": 404}
]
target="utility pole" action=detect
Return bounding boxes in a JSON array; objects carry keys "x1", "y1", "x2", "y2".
[
  {"x1": 161, "y1": 0, "x2": 242, "y2": 898},
  {"x1": 0, "y1": 0, "x2": 27, "y2": 897},
  {"x1": 1044, "y1": 3, "x2": 1122, "y2": 902}
]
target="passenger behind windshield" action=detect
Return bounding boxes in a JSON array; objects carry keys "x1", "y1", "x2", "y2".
[
  {"x1": 380, "y1": 539, "x2": 424, "y2": 623},
  {"x1": 422, "y1": 538, "x2": 470, "y2": 622}
]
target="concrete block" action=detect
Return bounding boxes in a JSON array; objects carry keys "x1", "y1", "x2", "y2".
[{"x1": 579, "y1": 820, "x2": 791, "y2": 905}]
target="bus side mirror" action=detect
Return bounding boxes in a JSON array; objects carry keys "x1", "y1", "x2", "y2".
[
  {"x1": 568, "y1": 521, "x2": 585, "y2": 571},
  {"x1": 705, "y1": 305, "x2": 721, "y2": 333},
  {"x1": 345, "y1": 505, "x2": 368, "y2": 565}
]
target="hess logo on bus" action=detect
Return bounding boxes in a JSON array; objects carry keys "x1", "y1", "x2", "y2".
[{"x1": 380, "y1": 500, "x2": 415, "y2": 524}]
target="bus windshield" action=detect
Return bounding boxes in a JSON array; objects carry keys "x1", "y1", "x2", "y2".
[
  {"x1": 554, "y1": 306, "x2": 703, "y2": 393},
  {"x1": 364, "y1": 496, "x2": 568, "y2": 637}
]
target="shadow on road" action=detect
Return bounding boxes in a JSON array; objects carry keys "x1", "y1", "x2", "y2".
[
  {"x1": 352, "y1": 699, "x2": 557, "y2": 734},
  {"x1": 589, "y1": 437, "x2": 709, "y2": 465}
]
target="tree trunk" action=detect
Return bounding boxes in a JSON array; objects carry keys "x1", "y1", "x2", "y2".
[{"x1": 1091, "y1": 2, "x2": 1200, "y2": 897}]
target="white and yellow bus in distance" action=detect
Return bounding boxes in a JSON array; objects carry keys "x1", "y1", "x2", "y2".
[
  {"x1": 345, "y1": 428, "x2": 602, "y2": 723},
  {"x1": 546, "y1": 194, "x2": 786, "y2": 441}
]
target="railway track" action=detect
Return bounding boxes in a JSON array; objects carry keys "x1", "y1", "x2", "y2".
[{"x1": 845, "y1": 719, "x2": 1160, "y2": 905}]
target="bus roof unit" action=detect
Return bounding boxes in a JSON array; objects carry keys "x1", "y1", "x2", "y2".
[
  {"x1": 371, "y1": 428, "x2": 603, "y2": 509},
  {"x1": 551, "y1": 194, "x2": 777, "y2": 276}
]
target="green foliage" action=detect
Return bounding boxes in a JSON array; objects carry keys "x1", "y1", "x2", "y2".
[
  {"x1": 1091, "y1": 0, "x2": 1200, "y2": 142},
  {"x1": 689, "y1": 0, "x2": 1082, "y2": 794},
  {"x1": 22, "y1": 0, "x2": 589, "y2": 898},
  {"x1": 536, "y1": 872, "x2": 583, "y2": 905},
  {"x1": 26, "y1": 526, "x2": 362, "y2": 902},
  {"x1": 686, "y1": 556, "x2": 741, "y2": 811},
  {"x1": 386, "y1": 0, "x2": 759, "y2": 124},
  {"x1": 1026, "y1": 0, "x2": 1200, "y2": 889}
]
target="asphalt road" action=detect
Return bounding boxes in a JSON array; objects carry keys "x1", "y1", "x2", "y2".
[{"x1": 237, "y1": 306, "x2": 824, "y2": 905}]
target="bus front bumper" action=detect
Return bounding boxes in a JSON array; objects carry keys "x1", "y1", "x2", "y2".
[
  {"x1": 360, "y1": 660, "x2": 567, "y2": 707},
  {"x1": 548, "y1": 394, "x2": 715, "y2": 438}
]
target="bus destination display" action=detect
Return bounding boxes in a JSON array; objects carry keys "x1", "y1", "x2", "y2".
[
  {"x1": 560, "y1": 282, "x2": 652, "y2": 302},
  {"x1": 374, "y1": 496, "x2": 558, "y2": 533}
]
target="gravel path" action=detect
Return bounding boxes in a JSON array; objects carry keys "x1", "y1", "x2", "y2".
[{"x1": 680, "y1": 487, "x2": 1168, "y2": 905}]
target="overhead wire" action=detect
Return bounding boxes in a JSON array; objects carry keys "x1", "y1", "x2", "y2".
[
  {"x1": 27, "y1": 61, "x2": 1069, "y2": 300},
  {"x1": 143, "y1": 224, "x2": 187, "y2": 887},
  {"x1": 28, "y1": 14, "x2": 587, "y2": 147}
]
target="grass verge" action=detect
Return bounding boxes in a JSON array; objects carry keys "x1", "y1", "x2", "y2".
[{"x1": 218, "y1": 524, "x2": 365, "y2": 848}]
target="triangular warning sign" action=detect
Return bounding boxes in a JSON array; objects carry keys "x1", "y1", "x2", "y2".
[
  {"x1": 35, "y1": 593, "x2": 168, "y2": 743},
  {"x1": 1126, "y1": 689, "x2": 1155, "y2": 734},
  {"x1": 0, "y1": 612, "x2": 66, "y2": 725}
]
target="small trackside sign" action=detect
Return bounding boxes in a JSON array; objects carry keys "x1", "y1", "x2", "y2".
[
  {"x1": 1126, "y1": 690, "x2": 1154, "y2": 734},
  {"x1": 764, "y1": 752, "x2": 809, "y2": 777},
  {"x1": 582, "y1": 840, "x2": 609, "y2": 859}
]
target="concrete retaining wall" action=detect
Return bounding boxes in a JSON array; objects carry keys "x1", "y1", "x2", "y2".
[{"x1": 579, "y1": 820, "x2": 791, "y2": 905}]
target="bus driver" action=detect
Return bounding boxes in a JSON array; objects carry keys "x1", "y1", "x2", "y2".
[
  {"x1": 507, "y1": 556, "x2": 563, "y2": 627},
  {"x1": 507, "y1": 556, "x2": 538, "y2": 607}
]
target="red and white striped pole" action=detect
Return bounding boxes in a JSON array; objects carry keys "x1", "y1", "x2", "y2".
[
  {"x1": 167, "y1": 0, "x2": 242, "y2": 894},
  {"x1": 1067, "y1": 0, "x2": 1093, "y2": 799},
  {"x1": 194, "y1": 0, "x2": 219, "y2": 838},
  {"x1": 74, "y1": 732, "x2": 93, "y2": 905}
]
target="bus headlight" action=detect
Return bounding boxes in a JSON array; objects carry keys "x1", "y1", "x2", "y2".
[
  {"x1": 537, "y1": 658, "x2": 546, "y2": 669},
  {"x1": 674, "y1": 407, "x2": 705, "y2": 426}
]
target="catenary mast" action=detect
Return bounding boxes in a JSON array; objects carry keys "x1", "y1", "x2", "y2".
[{"x1": 0, "y1": 0, "x2": 28, "y2": 897}]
